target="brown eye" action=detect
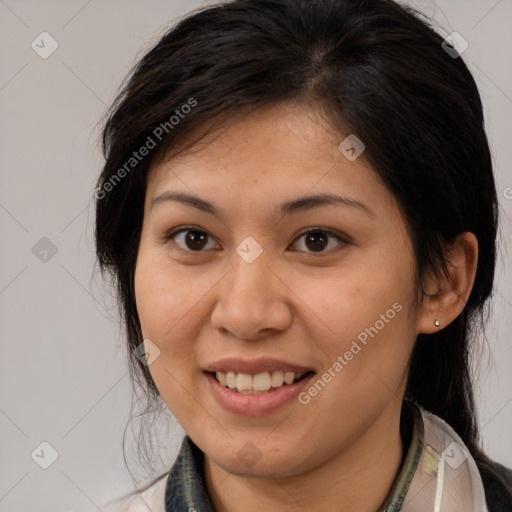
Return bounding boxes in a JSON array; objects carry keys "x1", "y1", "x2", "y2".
[
  {"x1": 292, "y1": 229, "x2": 344, "y2": 254},
  {"x1": 168, "y1": 228, "x2": 219, "y2": 252},
  {"x1": 305, "y1": 231, "x2": 329, "y2": 251}
]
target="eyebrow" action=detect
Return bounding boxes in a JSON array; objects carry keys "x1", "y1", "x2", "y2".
[{"x1": 151, "y1": 191, "x2": 373, "y2": 217}]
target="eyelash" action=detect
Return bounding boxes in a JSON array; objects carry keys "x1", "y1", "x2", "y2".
[{"x1": 163, "y1": 226, "x2": 347, "y2": 255}]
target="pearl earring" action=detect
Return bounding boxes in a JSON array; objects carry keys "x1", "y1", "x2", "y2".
[{"x1": 434, "y1": 319, "x2": 440, "y2": 327}]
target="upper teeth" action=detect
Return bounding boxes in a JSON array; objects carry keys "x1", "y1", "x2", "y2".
[{"x1": 215, "y1": 371, "x2": 306, "y2": 394}]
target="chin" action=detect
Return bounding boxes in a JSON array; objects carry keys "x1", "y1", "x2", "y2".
[{"x1": 207, "y1": 442, "x2": 312, "y2": 479}]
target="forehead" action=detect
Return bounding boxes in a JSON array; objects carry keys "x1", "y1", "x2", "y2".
[{"x1": 146, "y1": 102, "x2": 397, "y2": 219}]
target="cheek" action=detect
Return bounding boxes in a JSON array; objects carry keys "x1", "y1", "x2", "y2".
[
  {"x1": 292, "y1": 250, "x2": 416, "y2": 405},
  {"x1": 291, "y1": 257, "x2": 412, "y2": 352},
  {"x1": 134, "y1": 246, "x2": 213, "y2": 342},
  {"x1": 133, "y1": 246, "x2": 224, "y2": 412},
  {"x1": 134, "y1": 253, "x2": 205, "y2": 423}
]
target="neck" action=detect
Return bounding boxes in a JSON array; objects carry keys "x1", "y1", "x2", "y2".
[{"x1": 204, "y1": 403, "x2": 406, "y2": 512}]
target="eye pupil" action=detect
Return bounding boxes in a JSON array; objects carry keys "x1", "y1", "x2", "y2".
[
  {"x1": 305, "y1": 232, "x2": 329, "y2": 252},
  {"x1": 186, "y1": 230, "x2": 208, "y2": 250}
]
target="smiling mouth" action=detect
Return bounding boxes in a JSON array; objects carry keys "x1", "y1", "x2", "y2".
[{"x1": 209, "y1": 370, "x2": 314, "y2": 394}]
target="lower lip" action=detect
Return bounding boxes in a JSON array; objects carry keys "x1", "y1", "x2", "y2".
[{"x1": 204, "y1": 372, "x2": 315, "y2": 416}]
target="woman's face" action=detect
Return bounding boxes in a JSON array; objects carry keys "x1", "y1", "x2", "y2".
[{"x1": 135, "y1": 102, "x2": 423, "y2": 478}]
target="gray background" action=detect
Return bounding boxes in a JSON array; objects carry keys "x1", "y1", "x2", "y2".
[{"x1": 0, "y1": 1, "x2": 511, "y2": 510}]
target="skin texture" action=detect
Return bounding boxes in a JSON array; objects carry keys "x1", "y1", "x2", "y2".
[{"x1": 134, "y1": 102, "x2": 478, "y2": 511}]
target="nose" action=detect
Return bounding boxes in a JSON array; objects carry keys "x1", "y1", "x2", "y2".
[{"x1": 210, "y1": 250, "x2": 293, "y2": 341}]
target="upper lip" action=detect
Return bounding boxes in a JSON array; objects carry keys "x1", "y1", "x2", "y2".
[{"x1": 204, "y1": 358, "x2": 315, "y2": 375}]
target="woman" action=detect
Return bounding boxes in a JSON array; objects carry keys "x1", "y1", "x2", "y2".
[{"x1": 97, "y1": 0, "x2": 512, "y2": 510}]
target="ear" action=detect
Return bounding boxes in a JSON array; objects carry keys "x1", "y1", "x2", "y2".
[{"x1": 417, "y1": 232, "x2": 478, "y2": 334}]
